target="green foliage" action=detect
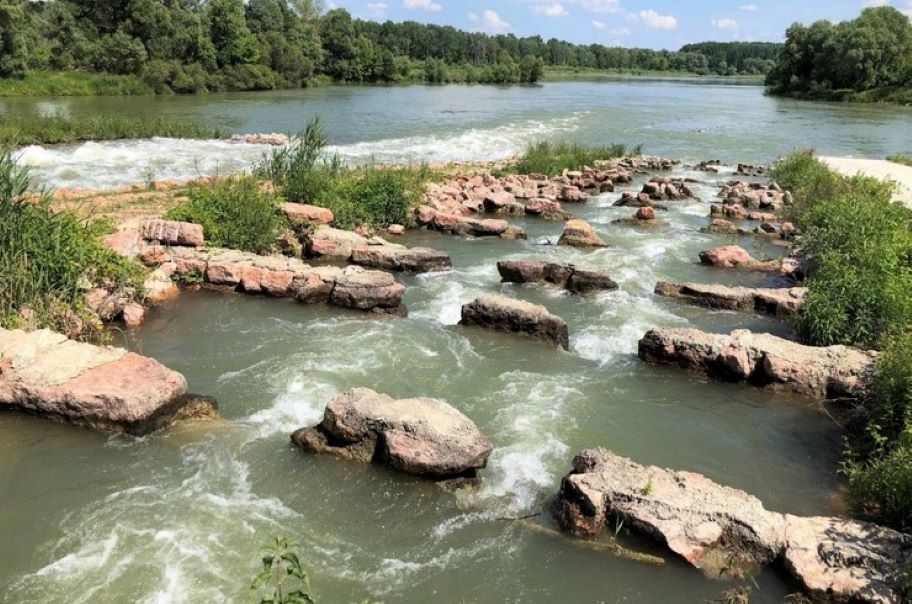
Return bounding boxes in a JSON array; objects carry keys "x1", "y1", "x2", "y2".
[
  {"x1": 772, "y1": 152, "x2": 912, "y2": 348},
  {"x1": 0, "y1": 148, "x2": 143, "y2": 334},
  {"x1": 0, "y1": 71, "x2": 151, "y2": 96},
  {"x1": 0, "y1": 0, "x2": 29, "y2": 78},
  {"x1": 767, "y1": 6, "x2": 912, "y2": 102},
  {"x1": 845, "y1": 444, "x2": 912, "y2": 532},
  {"x1": 166, "y1": 176, "x2": 282, "y2": 254},
  {"x1": 508, "y1": 141, "x2": 631, "y2": 176},
  {"x1": 251, "y1": 537, "x2": 316, "y2": 604},
  {"x1": 0, "y1": 114, "x2": 221, "y2": 146},
  {"x1": 888, "y1": 154, "x2": 912, "y2": 168}
]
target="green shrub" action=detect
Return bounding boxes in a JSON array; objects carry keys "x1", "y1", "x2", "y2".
[
  {"x1": 845, "y1": 445, "x2": 912, "y2": 532},
  {"x1": 888, "y1": 154, "x2": 912, "y2": 168},
  {"x1": 0, "y1": 114, "x2": 222, "y2": 146},
  {"x1": 0, "y1": 71, "x2": 153, "y2": 96},
  {"x1": 507, "y1": 141, "x2": 632, "y2": 176},
  {"x1": 0, "y1": 149, "x2": 143, "y2": 334},
  {"x1": 166, "y1": 176, "x2": 282, "y2": 254}
]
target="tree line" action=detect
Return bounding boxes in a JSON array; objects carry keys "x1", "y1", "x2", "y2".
[
  {"x1": 0, "y1": 0, "x2": 780, "y2": 93},
  {"x1": 766, "y1": 6, "x2": 912, "y2": 100}
]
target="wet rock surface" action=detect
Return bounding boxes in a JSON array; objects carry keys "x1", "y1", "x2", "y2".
[
  {"x1": 291, "y1": 388, "x2": 492, "y2": 479},
  {"x1": 556, "y1": 449, "x2": 912, "y2": 603},
  {"x1": 498, "y1": 260, "x2": 618, "y2": 294},
  {"x1": 0, "y1": 328, "x2": 217, "y2": 434},
  {"x1": 638, "y1": 328, "x2": 877, "y2": 398},
  {"x1": 655, "y1": 282, "x2": 807, "y2": 317},
  {"x1": 558, "y1": 219, "x2": 607, "y2": 248},
  {"x1": 460, "y1": 294, "x2": 570, "y2": 349}
]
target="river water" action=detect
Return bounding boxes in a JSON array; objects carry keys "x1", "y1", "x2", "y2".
[{"x1": 1, "y1": 80, "x2": 908, "y2": 603}]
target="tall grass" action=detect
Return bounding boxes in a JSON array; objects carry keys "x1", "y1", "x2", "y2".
[
  {"x1": 0, "y1": 115, "x2": 222, "y2": 146},
  {"x1": 888, "y1": 154, "x2": 912, "y2": 168},
  {"x1": 0, "y1": 71, "x2": 153, "y2": 96},
  {"x1": 0, "y1": 149, "x2": 143, "y2": 334},
  {"x1": 507, "y1": 141, "x2": 635, "y2": 176},
  {"x1": 256, "y1": 118, "x2": 426, "y2": 230},
  {"x1": 166, "y1": 177, "x2": 283, "y2": 254}
]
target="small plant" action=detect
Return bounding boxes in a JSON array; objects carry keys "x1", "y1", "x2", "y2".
[
  {"x1": 888, "y1": 154, "x2": 912, "y2": 168},
  {"x1": 251, "y1": 537, "x2": 316, "y2": 604},
  {"x1": 640, "y1": 476, "x2": 654, "y2": 497},
  {"x1": 172, "y1": 270, "x2": 204, "y2": 287}
]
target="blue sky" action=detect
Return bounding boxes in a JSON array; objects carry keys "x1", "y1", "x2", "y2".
[{"x1": 326, "y1": 0, "x2": 912, "y2": 50}]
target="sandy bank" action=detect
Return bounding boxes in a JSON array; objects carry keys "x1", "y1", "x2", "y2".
[{"x1": 819, "y1": 156, "x2": 912, "y2": 206}]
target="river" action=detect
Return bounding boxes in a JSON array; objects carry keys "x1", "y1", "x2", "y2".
[{"x1": 0, "y1": 80, "x2": 907, "y2": 603}]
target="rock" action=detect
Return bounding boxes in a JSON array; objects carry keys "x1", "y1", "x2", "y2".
[
  {"x1": 698, "y1": 246, "x2": 773, "y2": 271},
  {"x1": 121, "y1": 303, "x2": 146, "y2": 328},
  {"x1": 140, "y1": 219, "x2": 204, "y2": 247},
  {"x1": 386, "y1": 224, "x2": 406, "y2": 235},
  {"x1": 638, "y1": 328, "x2": 877, "y2": 398},
  {"x1": 305, "y1": 226, "x2": 369, "y2": 260},
  {"x1": 144, "y1": 267, "x2": 180, "y2": 305},
  {"x1": 654, "y1": 282, "x2": 807, "y2": 317},
  {"x1": 275, "y1": 228, "x2": 304, "y2": 258},
  {"x1": 230, "y1": 133, "x2": 288, "y2": 146},
  {"x1": 351, "y1": 245, "x2": 451, "y2": 273},
  {"x1": 556, "y1": 449, "x2": 912, "y2": 602},
  {"x1": 700, "y1": 218, "x2": 738, "y2": 235},
  {"x1": 558, "y1": 186, "x2": 587, "y2": 203},
  {"x1": 735, "y1": 163, "x2": 767, "y2": 177},
  {"x1": 329, "y1": 268, "x2": 407, "y2": 314},
  {"x1": 556, "y1": 449, "x2": 785, "y2": 577},
  {"x1": 0, "y1": 328, "x2": 218, "y2": 434},
  {"x1": 636, "y1": 207, "x2": 656, "y2": 220},
  {"x1": 291, "y1": 388, "x2": 492, "y2": 479},
  {"x1": 103, "y1": 228, "x2": 145, "y2": 258},
  {"x1": 497, "y1": 260, "x2": 618, "y2": 294},
  {"x1": 524, "y1": 198, "x2": 567, "y2": 220},
  {"x1": 281, "y1": 202, "x2": 334, "y2": 225},
  {"x1": 460, "y1": 294, "x2": 569, "y2": 349},
  {"x1": 558, "y1": 219, "x2": 607, "y2": 248}
]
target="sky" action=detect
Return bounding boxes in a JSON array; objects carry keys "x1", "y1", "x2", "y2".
[{"x1": 325, "y1": 0, "x2": 912, "y2": 50}]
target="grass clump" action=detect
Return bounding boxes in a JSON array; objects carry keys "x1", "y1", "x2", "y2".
[
  {"x1": 0, "y1": 115, "x2": 222, "y2": 146},
  {"x1": 257, "y1": 118, "x2": 426, "y2": 230},
  {"x1": 507, "y1": 141, "x2": 634, "y2": 176},
  {"x1": 0, "y1": 149, "x2": 143, "y2": 335},
  {"x1": 772, "y1": 151, "x2": 912, "y2": 348},
  {"x1": 0, "y1": 71, "x2": 153, "y2": 97},
  {"x1": 166, "y1": 177, "x2": 282, "y2": 255},
  {"x1": 888, "y1": 154, "x2": 912, "y2": 168}
]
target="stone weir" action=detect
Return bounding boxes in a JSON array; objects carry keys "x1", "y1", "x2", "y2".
[
  {"x1": 655, "y1": 282, "x2": 806, "y2": 317},
  {"x1": 638, "y1": 328, "x2": 877, "y2": 399},
  {"x1": 157, "y1": 246, "x2": 408, "y2": 316},
  {"x1": 0, "y1": 328, "x2": 217, "y2": 434},
  {"x1": 556, "y1": 449, "x2": 911, "y2": 604}
]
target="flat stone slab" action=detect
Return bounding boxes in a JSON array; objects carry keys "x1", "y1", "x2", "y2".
[
  {"x1": 140, "y1": 219, "x2": 204, "y2": 247},
  {"x1": 351, "y1": 244, "x2": 452, "y2": 273},
  {"x1": 498, "y1": 260, "x2": 618, "y2": 294},
  {"x1": 556, "y1": 449, "x2": 912, "y2": 603},
  {"x1": 291, "y1": 388, "x2": 492, "y2": 479},
  {"x1": 460, "y1": 294, "x2": 570, "y2": 350},
  {"x1": 638, "y1": 328, "x2": 877, "y2": 398},
  {"x1": 0, "y1": 328, "x2": 217, "y2": 434},
  {"x1": 655, "y1": 282, "x2": 806, "y2": 317}
]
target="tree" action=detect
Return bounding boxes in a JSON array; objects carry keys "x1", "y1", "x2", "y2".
[
  {"x1": 0, "y1": 0, "x2": 28, "y2": 78},
  {"x1": 208, "y1": 0, "x2": 258, "y2": 67}
]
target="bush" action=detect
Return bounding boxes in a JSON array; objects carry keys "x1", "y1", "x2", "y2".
[
  {"x1": 845, "y1": 445, "x2": 912, "y2": 532},
  {"x1": 507, "y1": 141, "x2": 632, "y2": 176},
  {"x1": 888, "y1": 154, "x2": 912, "y2": 168},
  {"x1": 0, "y1": 149, "x2": 143, "y2": 334},
  {"x1": 166, "y1": 176, "x2": 282, "y2": 254}
]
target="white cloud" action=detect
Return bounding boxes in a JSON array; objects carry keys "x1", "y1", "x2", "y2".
[
  {"x1": 863, "y1": 0, "x2": 889, "y2": 6},
  {"x1": 480, "y1": 9, "x2": 511, "y2": 32},
  {"x1": 533, "y1": 2, "x2": 569, "y2": 17},
  {"x1": 571, "y1": 0, "x2": 621, "y2": 13},
  {"x1": 468, "y1": 11, "x2": 479, "y2": 22},
  {"x1": 739, "y1": 3, "x2": 759, "y2": 10},
  {"x1": 712, "y1": 18, "x2": 739, "y2": 30},
  {"x1": 637, "y1": 9, "x2": 677, "y2": 30},
  {"x1": 366, "y1": 2, "x2": 389, "y2": 16},
  {"x1": 610, "y1": 27, "x2": 631, "y2": 36},
  {"x1": 592, "y1": 19, "x2": 606, "y2": 29},
  {"x1": 403, "y1": 0, "x2": 442, "y2": 12}
]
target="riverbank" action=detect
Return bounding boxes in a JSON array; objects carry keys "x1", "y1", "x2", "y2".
[
  {"x1": 819, "y1": 156, "x2": 912, "y2": 206},
  {"x1": 0, "y1": 114, "x2": 224, "y2": 147}
]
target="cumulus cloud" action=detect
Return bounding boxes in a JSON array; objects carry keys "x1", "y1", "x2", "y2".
[
  {"x1": 533, "y1": 2, "x2": 569, "y2": 17},
  {"x1": 863, "y1": 0, "x2": 889, "y2": 6},
  {"x1": 366, "y1": 2, "x2": 389, "y2": 17},
  {"x1": 592, "y1": 19, "x2": 606, "y2": 29},
  {"x1": 403, "y1": 0, "x2": 442, "y2": 12},
  {"x1": 637, "y1": 9, "x2": 677, "y2": 30},
  {"x1": 472, "y1": 9, "x2": 511, "y2": 32},
  {"x1": 739, "y1": 3, "x2": 759, "y2": 10},
  {"x1": 571, "y1": 0, "x2": 621, "y2": 13},
  {"x1": 712, "y1": 18, "x2": 739, "y2": 30}
]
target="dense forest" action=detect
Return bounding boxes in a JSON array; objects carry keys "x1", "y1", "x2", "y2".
[
  {"x1": 766, "y1": 6, "x2": 912, "y2": 102},
  {"x1": 0, "y1": 0, "x2": 779, "y2": 94}
]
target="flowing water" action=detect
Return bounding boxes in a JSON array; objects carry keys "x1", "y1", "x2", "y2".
[{"x1": 1, "y1": 80, "x2": 908, "y2": 603}]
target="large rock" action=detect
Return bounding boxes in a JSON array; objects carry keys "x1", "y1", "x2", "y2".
[
  {"x1": 351, "y1": 244, "x2": 451, "y2": 273},
  {"x1": 460, "y1": 295, "x2": 570, "y2": 349},
  {"x1": 291, "y1": 388, "x2": 492, "y2": 479},
  {"x1": 558, "y1": 219, "x2": 607, "y2": 248},
  {"x1": 140, "y1": 219, "x2": 204, "y2": 247},
  {"x1": 556, "y1": 449, "x2": 912, "y2": 603},
  {"x1": 498, "y1": 260, "x2": 618, "y2": 294},
  {"x1": 329, "y1": 269, "x2": 407, "y2": 315},
  {"x1": 0, "y1": 328, "x2": 217, "y2": 434},
  {"x1": 699, "y1": 245, "x2": 774, "y2": 271},
  {"x1": 281, "y1": 202, "x2": 334, "y2": 225},
  {"x1": 638, "y1": 328, "x2": 877, "y2": 398},
  {"x1": 655, "y1": 282, "x2": 806, "y2": 317}
]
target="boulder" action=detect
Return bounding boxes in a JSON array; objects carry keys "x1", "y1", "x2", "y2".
[
  {"x1": 281, "y1": 202, "x2": 334, "y2": 225},
  {"x1": 525, "y1": 198, "x2": 568, "y2": 220},
  {"x1": 698, "y1": 246, "x2": 774, "y2": 271},
  {"x1": 0, "y1": 328, "x2": 218, "y2": 434},
  {"x1": 305, "y1": 226, "x2": 369, "y2": 261},
  {"x1": 329, "y1": 268, "x2": 407, "y2": 315},
  {"x1": 497, "y1": 260, "x2": 618, "y2": 294},
  {"x1": 654, "y1": 282, "x2": 807, "y2": 317},
  {"x1": 460, "y1": 294, "x2": 570, "y2": 349},
  {"x1": 556, "y1": 449, "x2": 912, "y2": 602},
  {"x1": 638, "y1": 328, "x2": 877, "y2": 398},
  {"x1": 701, "y1": 218, "x2": 738, "y2": 235},
  {"x1": 558, "y1": 219, "x2": 607, "y2": 248},
  {"x1": 386, "y1": 224, "x2": 406, "y2": 236},
  {"x1": 636, "y1": 207, "x2": 656, "y2": 220},
  {"x1": 291, "y1": 388, "x2": 492, "y2": 479},
  {"x1": 140, "y1": 219, "x2": 204, "y2": 247},
  {"x1": 351, "y1": 245, "x2": 451, "y2": 273}
]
